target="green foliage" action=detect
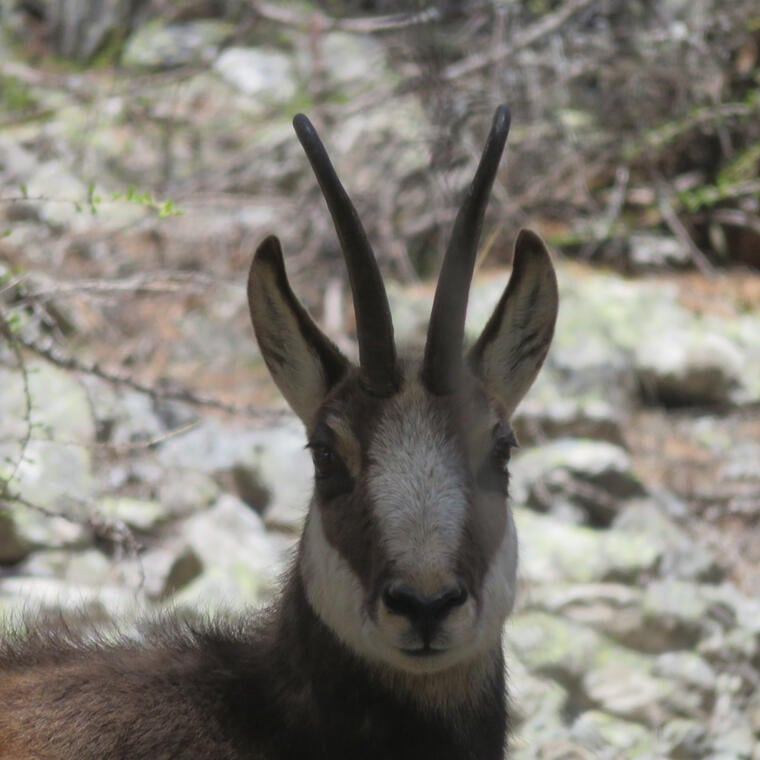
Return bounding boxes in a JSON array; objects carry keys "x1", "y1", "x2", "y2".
[
  {"x1": 677, "y1": 180, "x2": 760, "y2": 212},
  {"x1": 286, "y1": 86, "x2": 316, "y2": 118},
  {"x1": 2, "y1": 182, "x2": 182, "y2": 220},
  {"x1": 0, "y1": 75, "x2": 36, "y2": 113},
  {"x1": 88, "y1": 30, "x2": 128, "y2": 69},
  {"x1": 717, "y1": 142, "x2": 760, "y2": 185},
  {"x1": 87, "y1": 182, "x2": 100, "y2": 215},
  {"x1": 623, "y1": 93, "x2": 760, "y2": 162},
  {"x1": 111, "y1": 186, "x2": 184, "y2": 218},
  {"x1": 3, "y1": 310, "x2": 22, "y2": 334}
]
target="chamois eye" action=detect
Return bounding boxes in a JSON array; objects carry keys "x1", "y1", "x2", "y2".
[
  {"x1": 310, "y1": 444, "x2": 340, "y2": 480},
  {"x1": 491, "y1": 424, "x2": 518, "y2": 468},
  {"x1": 492, "y1": 438, "x2": 513, "y2": 469},
  {"x1": 477, "y1": 423, "x2": 518, "y2": 495},
  {"x1": 477, "y1": 424, "x2": 518, "y2": 494}
]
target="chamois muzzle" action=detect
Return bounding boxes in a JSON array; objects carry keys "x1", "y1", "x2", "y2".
[
  {"x1": 382, "y1": 582, "x2": 469, "y2": 650},
  {"x1": 422, "y1": 105, "x2": 512, "y2": 395},
  {"x1": 293, "y1": 114, "x2": 399, "y2": 398}
]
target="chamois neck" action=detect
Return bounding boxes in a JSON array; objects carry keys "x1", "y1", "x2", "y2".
[{"x1": 276, "y1": 556, "x2": 506, "y2": 718}]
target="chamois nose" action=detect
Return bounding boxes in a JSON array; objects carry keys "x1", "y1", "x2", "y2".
[{"x1": 382, "y1": 583, "x2": 468, "y2": 642}]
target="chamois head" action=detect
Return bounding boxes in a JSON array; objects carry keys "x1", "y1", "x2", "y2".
[{"x1": 248, "y1": 107, "x2": 558, "y2": 677}]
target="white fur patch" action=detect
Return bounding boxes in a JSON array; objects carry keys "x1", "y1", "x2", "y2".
[
  {"x1": 300, "y1": 509, "x2": 368, "y2": 654},
  {"x1": 368, "y1": 391, "x2": 467, "y2": 595}
]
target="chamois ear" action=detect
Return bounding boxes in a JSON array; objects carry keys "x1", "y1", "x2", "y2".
[
  {"x1": 248, "y1": 236, "x2": 349, "y2": 426},
  {"x1": 469, "y1": 229, "x2": 558, "y2": 418}
]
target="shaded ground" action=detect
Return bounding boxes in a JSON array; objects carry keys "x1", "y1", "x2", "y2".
[
  {"x1": 622, "y1": 270, "x2": 760, "y2": 595},
  {"x1": 629, "y1": 407, "x2": 760, "y2": 595}
]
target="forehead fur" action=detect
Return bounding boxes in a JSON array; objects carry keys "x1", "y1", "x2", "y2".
[
  {"x1": 313, "y1": 358, "x2": 500, "y2": 449},
  {"x1": 367, "y1": 381, "x2": 469, "y2": 595}
]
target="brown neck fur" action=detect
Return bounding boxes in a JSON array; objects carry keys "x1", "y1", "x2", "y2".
[{"x1": 0, "y1": 561, "x2": 508, "y2": 760}]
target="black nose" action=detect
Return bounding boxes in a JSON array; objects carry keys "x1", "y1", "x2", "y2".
[{"x1": 382, "y1": 583, "x2": 468, "y2": 644}]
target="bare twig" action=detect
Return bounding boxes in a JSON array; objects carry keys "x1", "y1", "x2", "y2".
[
  {"x1": 0, "y1": 312, "x2": 34, "y2": 498},
  {"x1": 443, "y1": 0, "x2": 596, "y2": 80},
  {"x1": 0, "y1": 491, "x2": 145, "y2": 590},
  {"x1": 581, "y1": 166, "x2": 630, "y2": 258},
  {"x1": 13, "y1": 331, "x2": 289, "y2": 422},
  {"x1": 707, "y1": 209, "x2": 760, "y2": 235},
  {"x1": 250, "y1": 1, "x2": 479, "y2": 34},
  {"x1": 656, "y1": 182, "x2": 716, "y2": 276},
  {"x1": 20, "y1": 272, "x2": 221, "y2": 303}
]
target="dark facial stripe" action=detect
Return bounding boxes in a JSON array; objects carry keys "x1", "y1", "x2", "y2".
[
  {"x1": 454, "y1": 386, "x2": 509, "y2": 603},
  {"x1": 307, "y1": 376, "x2": 390, "y2": 597}
]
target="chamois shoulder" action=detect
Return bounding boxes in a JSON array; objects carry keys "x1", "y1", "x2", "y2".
[{"x1": 0, "y1": 607, "x2": 272, "y2": 672}]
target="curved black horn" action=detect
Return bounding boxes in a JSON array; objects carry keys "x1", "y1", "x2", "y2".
[
  {"x1": 422, "y1": 105, "x2": 512, "y2": 395},
  {"x1": 293, "y1": 114, "x2": 398, "y2": 397}
]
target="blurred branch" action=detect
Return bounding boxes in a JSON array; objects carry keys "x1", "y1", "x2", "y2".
[
  {"x1": 624, "y1": 101, "x2": 760, "y2": 160},
  {"x1": 0, "y1": 310, "x2": 33, "y2": 499},
  {"x1": 1, "y1": 491, "x2": 144, "y2": 587},
  {"x1": 20, "y1": 272, "x2": 218, "y2": 303},
  {"x1": 443, "y1": 0, "x2": 596, "y2": 80},
  {"x1": 656, "y1": 182, "x2": 716, "y2": 276},
  {"x1": 250, "y1": 1, "x2": 488, "y2": 33},
  {"x1": 708, "y1": 208, "x2": 760, "y2": 235},
  {"x1": 581, "y1": 166, "x2": 630, "y2": 258},
  {"x1": 0, "y1": 310, "x2": 144, "y2": 578},
  {"x1": 13, "y1": 330, "x2": 288, "y2": 422}
]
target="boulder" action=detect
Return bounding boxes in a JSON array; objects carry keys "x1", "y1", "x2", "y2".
[
  {"x1": 294, "y1": 31, "x2": 392, "y2": 94},
  {"x1": 570, "y1": 710, "x2": 656, "y2": 757},
  {"x1": 635, "y1": 329, "x2": 744, "y2": 406},
  {"x1": 508, "y1": 611, "x2": 606, "y2": 687},
  {"x1": 157, "y1": 418, "x2": 312, "y2": 530},
  {"x1": 171, "y1": 494, "x2": 288, "y2": 611},
  {"x1": 122, "y1": 20, "x2": 233, "y2": 70},
  {"x1": 214, "y1": 47, "x2": 297, "y2": 104},
  {"x1": 515, "y1": 508, "x2": 661, "y2": 585},
  {"x1": 526, "y1": 583, "x2": 647, "y2": 649},
  {"x1": 514, "y1": 398, "x2": 626, "y2": 447},
  {"x1": 513, "y1": 439, "x2": 645, "y2": 526},
  {"x1": 614, "y1": 498, "x2": 721, "y2": 581},
  {"x1": 99, "y1": 497, "x2": 172, "y2": 532}
]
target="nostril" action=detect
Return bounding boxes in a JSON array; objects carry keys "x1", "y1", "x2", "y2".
[
  {"x1": 382, "y1": 583, "x2": 468, "y2": 622},
  {"x1": 436, "y1": 585, "x2": 468, "y2": 614},
  {"x1": 382, "y1": 584, "x2": 423, "y2": 618}
]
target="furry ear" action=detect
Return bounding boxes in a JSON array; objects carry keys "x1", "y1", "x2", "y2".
[
  {"x1": 248, "y1": 236, "x2": 348, "y2": 426},
  {"x1": 469, "y1": 229, "x2": 558, "y2": 418}
]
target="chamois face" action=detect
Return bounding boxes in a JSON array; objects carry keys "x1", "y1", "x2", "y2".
[
  {"x1": 299, "y1": 366, "x2": 519, "y2": 674},
  {"x1": 248, "y1": 109, "x2": 558, "y2": 677}
]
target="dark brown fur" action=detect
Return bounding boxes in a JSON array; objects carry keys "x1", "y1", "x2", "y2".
[{"x1": 0, "y1": 566, "x2": 506, "y2": 760}]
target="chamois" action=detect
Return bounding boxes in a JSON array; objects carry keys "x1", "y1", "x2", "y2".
[{"x1": 0, "y1": 106, "x2": 558, "y2": 760}]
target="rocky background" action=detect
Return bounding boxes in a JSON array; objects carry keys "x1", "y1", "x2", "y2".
[{"x1": 1, "y1": 2, "x2": 759, "y2": 758}]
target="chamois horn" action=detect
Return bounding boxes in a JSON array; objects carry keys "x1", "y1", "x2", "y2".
[
  {"x1": 293, "y1": 114, "x2": 399, "y2": 397},
  {"x1": 422, "y1": 105, "x2": 511, "y2": 395}
]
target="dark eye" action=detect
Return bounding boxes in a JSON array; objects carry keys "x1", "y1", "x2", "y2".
[
  {"x1": 310, "y1": 444, "x2": 341, "y2": 481},
  {"x1": 492, "y1": 423, "x2": 518, "y2": 467},
  {"x1": 306, "y1": 429, "x2": 354, "y2": 500}
]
